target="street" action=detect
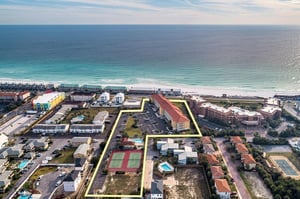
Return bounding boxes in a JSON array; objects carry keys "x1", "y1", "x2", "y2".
[{"x1": 215, "y1": 138, "x2": 251, "y2": 199}]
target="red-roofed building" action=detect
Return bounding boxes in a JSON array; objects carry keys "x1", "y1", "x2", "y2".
[
  {"x1": 230, "y1": 136, "x2": 243, "y2": 145},
  {"x1": 206, "y1": 154, "x2": 219, "y2": 165},
  {"x1": 201, "y1": 136, "x2": 212, "y2": 144},
  {"x1": 235, "y1": 143, "x2": 249, "y2": 155},
  {"x1": 241, "y1": 154, "x2": 256, "y2": 170},
  {"x1": 151, "y1": 94, "x2": 190, "y2": 132},
  {"x1": 0, "y1": 91, "x2": 30, "y2": 102},
  {"x1": 211, "y1": 166, "x2": 224, "y2": 179},
  {"x1": 215, "y1": 179, "x2": 231, "y2": 199}
]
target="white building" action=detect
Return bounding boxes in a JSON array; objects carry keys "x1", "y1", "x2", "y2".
[
  {"x1": 178, "y1": 151, "x2": 198, "y2": 165},
  {"x1": 0, "y1": 134, "x2": 8, "y2": 149},
  {"x1": 45, "y1": 105, "x2": 76, "y2": 124},
  {"x1": 32, "y1": 124, "x2": 69, "y2": 134},
  {"x1": 70, "y1": 92, "x2": 96, "y2": 102},
  {"x1": 296, "y1": 101, "x2": 300, "y2": 112},
  {"x1": 160, "y1": 143, "x2": 179, "y2": 156},
  {"x1": 70, "y1": 124, "x2": 104, "y2": 134},
  {"x1": 114, "y1": 92, "x2": 125, "y2": 104},
  {"x1": 63, "y1": 171, "x2": 82, "y2": 192},
  {"x1": 98, "y1": 92, "x2": 110, "y2": 104},
  {"x1": 73, "y1": 143, "x2": 89, "y2": 159},
  {"x1": 93, "y1": 111, "x2": 109, "y2": 125}
]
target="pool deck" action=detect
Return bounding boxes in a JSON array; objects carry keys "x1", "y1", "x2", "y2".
[{"x1": 269, "y1": 155, "x2": 300, "y2": 180}]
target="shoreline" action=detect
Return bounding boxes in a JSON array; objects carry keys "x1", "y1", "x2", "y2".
[{"x1": 0, "y1": 77, "x2": 298, "y2": 98}]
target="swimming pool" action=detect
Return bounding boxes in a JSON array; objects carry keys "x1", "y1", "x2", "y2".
[
  {"x1": 18, "y1": 159, "x2": 30, "y2": 170},
  {"x1": 18, "y1": 195, "x2": 30, "y2": 199},
  {"x1": 158, "y1": 161, "x2": 174, "y2": 173},
  {"x1": 133, "y1": 138, "x2": 143, "y2": 144}
]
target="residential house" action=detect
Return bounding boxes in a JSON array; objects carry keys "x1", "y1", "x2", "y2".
[
  {"x1": 160, "y1": 143, "x2": 179, "y2": 156},
  {"x1": 206, "y1": 154, "x2": 220, "y2": 166},
  {"x1": 6, "y1": 144, "x2": 24, "y2": 159},
  {"x1": 241, "y1": 154, "x2": 256, "y2": 170},
  {"x1": 73, "y1": 144, "x2": 89, "y2": 159},
  {"x1": 211, "y1": 166, "x2": 224, "y2": 179},
  {"x1": 150, "y1": 180, "x2": 163, "y2": 199},
  {"x1": 235, "y1": 143, "x2": 249, "y2": 155},
  {"x1": 0, "y1": 149, "x2": 8, "y2": 159},
  {"x1": 71, "y1": 137, "x2": 92, "y2": 147},
  {"x1": 178, "y1": 152, "x2": 198, "y2": 165},
  {"x1": 215, "y1": 179, "x2": 231, "y2": 199},
  {"x1": 63, "y1": 171, "x2": 82, "y2": 192},
  {"x1": 0, "y1": 170, "x2": 13, "y2": 193},
  {"x1": 201, "y1": 136, "x2": 212, "y2": 145},
  {"x1": 33, "y1": 137, "x2": 49, "y2": 151},
  {"x1": 203, "y1": 144, "x2": 216, "y2": 155},
  {"x1": 230, "y1": 136, "x2": 243, "y2": 146}
]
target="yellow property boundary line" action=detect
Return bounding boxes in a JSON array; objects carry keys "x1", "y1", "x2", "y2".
[{"x1": 85, "y1": 97, "x2": 202, "y2": 198}]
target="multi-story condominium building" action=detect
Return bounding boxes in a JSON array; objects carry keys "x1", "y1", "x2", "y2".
[
  {"x1": 33, "y1": 92, "x2": 65, "y2": 110},
  {"x1": 259, "y1": 106, "x2": 282, "y2": 120},
  {"x1": 200, "y1": 103, "x2": 233, "y2": 124},
  {"x1": 0, "y1": 91, "x2": 30, "y2": 102},
  {"x1": 151, "y1": 94, "x2": 190, "y2": 132},
  {"x1": 114, "y1": 92, "x2": 125, "y2": 104},
  {"x1": 98, "y1": 92, "x2": 110, "y2": 104}
]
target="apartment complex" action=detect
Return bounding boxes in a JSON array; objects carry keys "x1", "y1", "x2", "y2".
[
  {"x1": 151, "y1": 94, "x2": 190, "y2": 131},
  {"x1": 0, "y1": 91, "x2": 30, "y2": 102}
]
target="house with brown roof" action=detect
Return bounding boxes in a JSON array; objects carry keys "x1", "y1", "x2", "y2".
[
  {"x1": 151, "y1": 94, "x2": 190, "y2": 132},
  {"x1": 206, "y1": 154, "x2": 219, "y2": 165},
  {"x1": 203, "y1": 144, "x2": 216, "y2": 155},
  {"x1": 201, "y1": 136, "x2": 212, "y2": 144},
  {"x1": 241, "y1": 154, "x2": 256, "y2": 170},
  {"x1": 211, "y1": 166, "x2": 224, "y2": 179},
  {"x1": 230, "y1": 136, "x2": 243, "y2": 145},
  {"x1": 235, "y1": 143, "x2": 249, "y2": 155},
  {"x1": 215, "y1": 179, "x2": 231, "y2": 199}
]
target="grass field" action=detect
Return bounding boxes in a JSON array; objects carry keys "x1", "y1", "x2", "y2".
[
  {"x1": 50, "y1": 148, "x2": 76, "y2": 164},
  {"x1": 125, "y1": 116, "x2": 143, "y2": 137},
  {"x1": 267, "y1": 152, "x2": 300, "y2": 171},
  {"x1": 61, "y1": 107, "x2": 118, "y2": 124},
  {"x1": 127, "y1": 153, "x2": 142, "y2": 168},
  {"x1": 29, "y1": 166, "x2": 56, "y2": 182},
  {"x1": 109, "y1": 153, "x2": 125, "y2": 168}
]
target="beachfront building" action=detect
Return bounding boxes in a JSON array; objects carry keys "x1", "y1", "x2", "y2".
[
  {"x1": 113, "y1": 92, "x2": 125, "y2": 104},
  {"x1": 151, "y1": 94, "x2": 190, "y2": 132},
  {"x1": 79, "y1": 84, "x2": 102, "y2": 92},
  {"x1": 150, "y1": 180, "x2": 164, "y2": 199},
  {"x1": 259, "y1": 106, "x2": 282, "y2": 120},
  {"x1": 73, "y1": 144, "x2": 89, "y2": 159},
  {"x1": 103, "y1": 86, "x2": 127, "y2": 94},
  {"x1": 63, "y1": 171, "x2": 82, "y2": 192},
  {"x1": 98, "y1": 92, "x2": 110, "y2": 104},
  {"x1": 70, "y1": 92, "x2": 96, "y2": 102},
  {"x1": 57, "y1": 84, "x2": 80, "y2": 92},
  {"x1": 70, "y1": 124, "x2": 104, "y2": 134},
  {"x1": 33, "y1": 92, "x2": 65, "y2": 111},
  {"x1": 93, "y1": 111, "x2": 109, "y2": 125},
  {"x1": 188, "y1": 95, "x2": 206, "y2": 115},
  {"x1": 296, "y1": 101, "x2": 300, "y2": 113},
  {"x1": 0, "y1": 91, "x2": 30, "y2": 102},
  {"x1": 215, "y1": 179, "x2": 231, "y2": 199},
  {"x1": 0, "y1": 134, "x2": 8, "y2": 149},
  {"x1": 265, "y1": 97, "x2": 281, "y2": 107},
  {"x1": 128, "y1": 87, "x2": 156, "y2": 95},
  {"x1": 199, "y1": 103, "x2": 233, "y2": 124},
  {"x1": 229, "y1": 107, "x2": 263, "y2": 126}
]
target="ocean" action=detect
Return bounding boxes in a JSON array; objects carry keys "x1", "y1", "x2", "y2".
[{"x1": 0, "y1": 25, "x2": 299, "y2": 96}]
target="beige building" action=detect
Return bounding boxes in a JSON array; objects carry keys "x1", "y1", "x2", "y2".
[
  {"x1": 259, "y1": 106, "x2": 282, "y2": 120},
  {"x1": 71, "y1": 137, "x2": 92, "y2": 147},
  {"x1": 73, "y1": 144, "x2": 89, "y2": 159},
  {"x1": 151, "y1": 94, "x2": 190, "y2": 132}
]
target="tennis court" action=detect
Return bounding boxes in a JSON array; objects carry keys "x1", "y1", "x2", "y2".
[
  {"x1": 109, "y1": 152, "x2": 125, "y2": 168},
  {"x1": 275, "y1": 159, "x2": 297, "y2": 176},
  {"x1": 107, "y1": 150, "x2": 143, "y2": 172},
  {"x1": 269, "y1": 155, "x2": 300, "y2": 180},
  {"x1": 127, "y1": 153, "x2": 142, "y2": 168}
]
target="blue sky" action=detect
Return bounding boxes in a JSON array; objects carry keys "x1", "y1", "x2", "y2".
[{"x1": 0, "y1": 0, "x2": 300, "y2": 24}]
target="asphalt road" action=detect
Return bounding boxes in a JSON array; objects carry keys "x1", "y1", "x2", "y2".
[{"x1": 215, "y1": 138, "x2": 251, "y2": 199}]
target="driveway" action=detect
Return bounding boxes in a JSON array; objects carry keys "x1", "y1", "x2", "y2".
[{"x1": 215, "y1": 138, "x2": 251, "y2": 199}]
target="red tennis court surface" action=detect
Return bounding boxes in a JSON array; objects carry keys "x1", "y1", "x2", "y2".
[{"x1": 107, "y1": 150, "x2": 143, "y2": 172}]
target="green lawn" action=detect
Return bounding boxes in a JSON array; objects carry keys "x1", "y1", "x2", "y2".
[
  {"x1": 50, "y1": 148, "x2": 76, "y2": 164},
  {"x1": 267, "y1": 152, "x2": 300, "y2": 171},
  {"x1": 29, "y1": 166, "x2": 57, "y2": 182},
  {"x1": 125, "y1": 116, "x2": 143, "y2": 138},
  {"x1": 60, "y1": 107, "x2": 118, "y2": 124}
]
